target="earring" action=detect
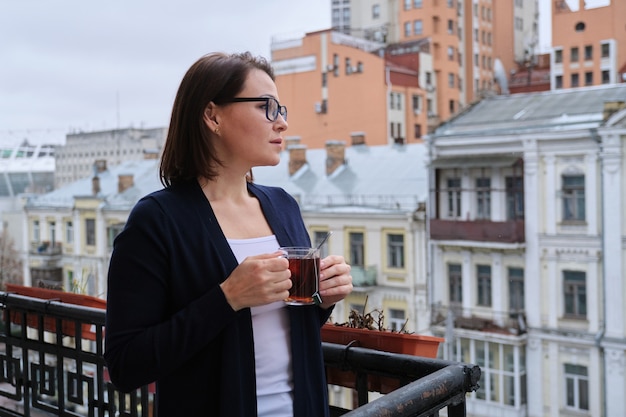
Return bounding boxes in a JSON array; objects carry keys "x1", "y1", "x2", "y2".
[{"x1": 214, "y1": 127, "x2": 220, "y2": 135}]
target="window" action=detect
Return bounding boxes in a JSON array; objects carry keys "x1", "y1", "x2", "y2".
[
  {"x1": 476, "y1": 178, "x2": 491, "y2": 219},
  {"x1": 412, "y1": 94, "x2": 421, "y2": 112},
  {"x1": 448, "y1": 73, "x2": 455, "y2": 88},
  {"x1": 33, "y1": 220, "x2": 40, "y2": 242},
  {"x1": 414, "y1": 124, "x2": 422, "y2": 139},
  {"x1": 449, "y1": 99, "x2": 455, "y2": 114},
  {"x1": 508, "y1": 268, "x2": 524, "y2": 313},
  {"x1": 554, "y1": 49, "x2": 563, "y2": 64},
  {"x1": 477, "y1": 265, "x2": 492, "y2": 306},
  {"x1": 85, "y1": 218, "x2": 96, "y2": 246},
  {"x1": 555, "y1": 75, "x2": 563, "y2": 89},
  {"x1": 602, "y1": 70, "x2": 610, "y2": 84},
  {"x1": 389, "y1": 92, "x2": 395, "y2": 110},
  {"x1": 570, "y1": 47, "x2": 579, "y2": 62},
  {"x1": 389, "y1": 309, "x2": 406, "y2": 331},
  {"x1": 584, "y1": 45, "x2": 592, "y2": 60},
  {"x1": 65, "y1": 221, "x2": 73, "y2": 244},
  {"x1": 565, "y1": 364, "x2": 589, "y2": 411},
  {"x1": 571, "y1": 73, "x2": 579, "y2": 87},
  {"x1": 505, "y1": 176, "x2": 524, "y2": 220},
  {"x1": 349, "y1": 232, "x2": 364, "y2": 267},
  {"x1": 601, "y1": 42, "x2": 610, "y2": 58},
  {"x1": 404, "y1": 21, "x2": 411, "y2": 37},
  {"x1": 448, "y1": 46, "x2": 454, "y2": 61},
  {"x1": 48, "y1": 221, "x2": 56, "y2": 245},
  {"x1": 314, "y1": 231, "x2": 330, "y2": 258},
  {"x1": 372, "y1": 4, "x2": 380, "y2": 19},
  {"x1": 447, "y1": 178, "x2": 461, "y2": 218},
  {"x1": 387, "y1": 233, "x2": 405, "y2": 269},
  {"x1": 564, "y1": 270, "x2": 586, "y2": 318},
  {"x1": 448, "y1": 263, "x2": 462, "y2": 304},
  {"x1": 562, "y1": 175, "x2": 585, "y2": 221},
  {"x1": 447, "y1": 19, "x2": 454, "y2": 34},
  {"x1": 413, "y1": 0, "x2": 422, "y2": 7},
  {"x1": 584, "y1": 71, "x2": 593, "y2": 85},
  {"x1": 107, "y1": 223, "x2": 125, "y2": 249},
  {"x1": 404, "y1": 0, "x2": 411, "y2": 10},
  {"x1": 414, "y1": 19, "x2": 423, "y2": 35}
]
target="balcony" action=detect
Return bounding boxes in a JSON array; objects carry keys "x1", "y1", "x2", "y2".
[
  {"x1": 29, "y1": 242, "x2": 62, "y2": 256},
  {"x1": 0, "y1": 292, "x2": 480, "y2": 417},
  {"x1": 351, "y1": 265, "x2": 377, "y2": 287},
  {"x1": 431, "y1": 304, "x2": 527, "y2": 336},
  {"x1": 429, "y1": 219, "x2": 525, "y2": 243}
]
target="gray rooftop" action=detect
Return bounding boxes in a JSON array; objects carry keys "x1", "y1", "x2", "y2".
[
  {"x1": 26, "y1": 143, "x2": 428, "y2": 214},
  {"x1": 253, "y1": 143, "x2": 428, "y2": 212},
  {"x1": 26, "y1": 159, "x2": 161, "y2": 210},
  {"x1": 433, "y1": 83, "x2": 626, "y2": 137}
]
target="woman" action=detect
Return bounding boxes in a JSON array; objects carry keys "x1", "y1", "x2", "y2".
[{"x1": 104, "y1": 52, "x2": 353, "y2": 416}]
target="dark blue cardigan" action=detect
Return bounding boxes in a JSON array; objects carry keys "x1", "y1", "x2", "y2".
[{"x1": 105, "y1": 180, "x2": 332, "y2": 416}]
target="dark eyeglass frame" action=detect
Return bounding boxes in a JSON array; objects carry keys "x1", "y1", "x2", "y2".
[{"x1": 218, "y1": 97, "x2": 287, "y2": 122}]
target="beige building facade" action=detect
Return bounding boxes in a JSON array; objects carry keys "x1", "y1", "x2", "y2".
[{"x1": 551, "y1": 0, "x2": 626, "y2": 89}]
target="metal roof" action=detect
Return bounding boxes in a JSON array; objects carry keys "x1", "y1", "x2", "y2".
[
  {"x1": 26, "y1": 143, "x2": 428, "y2": 213},
  {"x1": 253, "y1": 143, "x2": 428, "y2": 212},
  {"x1": 433, "y1": 84, "x2": 626, "y2": 137}
]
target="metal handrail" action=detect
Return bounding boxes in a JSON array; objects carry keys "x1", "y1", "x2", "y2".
[
  {"x1": 323, "y1": 343, "x2": 480, "y2": 416},
  {"x1": 0, "y1": 292, "x2": 480, "y2": 417}
]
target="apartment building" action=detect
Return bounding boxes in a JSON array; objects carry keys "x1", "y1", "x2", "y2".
[
  {"x1": 271, "y1": 30, "x2": 431, "y2": 148},
  {"x1": 54, "y1": 127, "x2": 165, "y2": 189},
  {"x1": 426, "y1": 84, "x2": 626, "y2": 417},
  {"x1": 551, "y1": 0, "x2": 626, "y2": 89},
  {"x1": 332, "y1": 0, "x2": 539, "y2": 119},
  {"x1": 23, "y1": 159, "x2": 160, "y2": 296}
]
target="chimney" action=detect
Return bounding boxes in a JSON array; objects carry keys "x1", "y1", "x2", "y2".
[
  {"x1": 92, "y1": 176, "x2": 101, "y2": 195},
  {"x1": 350, "y1": 131, "x2": 366, "y2": 146},
  {"x1": 603, "y1": 100, "x2": 626, "y2": 121},
  {"x1": 325, "y1": 140, "x2": 346, "y2": 176},
  {"x1": 288, "y1": 144, "x2": 307, "y2": 176},
  {"x1": 118, "y1": 174, "x2": 134, "y2": 193},
  {"x1": 285, "y1": 136, "x2": 301, "y2": 148}
]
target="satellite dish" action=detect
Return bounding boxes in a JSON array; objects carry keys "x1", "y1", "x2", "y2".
[{"x1": 494, "y1": 58, "x2": 509, "y2": 95}]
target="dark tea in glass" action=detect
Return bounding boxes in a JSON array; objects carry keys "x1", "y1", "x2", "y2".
[{"x1": 280, "y1": 247, "x2": 320, "y2": 305}]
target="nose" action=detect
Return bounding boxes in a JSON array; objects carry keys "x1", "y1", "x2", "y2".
[{"x1": 274, "y1": 114, "x2": 288, "y2": 131}]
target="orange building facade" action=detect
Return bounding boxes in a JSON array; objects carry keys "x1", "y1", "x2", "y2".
[
  {"x1": 271, "y1": 30, "x2": 428, "y2": 149},
  {"x1": 551, "y1": 0, "x2": 626, "y2": 89}
]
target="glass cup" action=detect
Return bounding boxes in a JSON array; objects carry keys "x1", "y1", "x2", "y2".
[{"x1": 279, "y1": 246, "x2": 321, "y2": 306}]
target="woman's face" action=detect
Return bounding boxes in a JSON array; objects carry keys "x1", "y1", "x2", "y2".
[{"x1": 212, "y1": 68, "x2": 288, "y2": 173}]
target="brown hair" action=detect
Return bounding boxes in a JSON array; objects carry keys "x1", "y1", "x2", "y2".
[{"x1": 159, "y1": 52, "x2": 275, "y2": 187}]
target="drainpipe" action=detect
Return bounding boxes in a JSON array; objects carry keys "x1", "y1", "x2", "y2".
[{"x1": 591, "y1": 127, "x2": 606, "y2": 417}]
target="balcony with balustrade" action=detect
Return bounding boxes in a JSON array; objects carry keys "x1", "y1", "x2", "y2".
[{"x1": 0, "y1": 292, "x2": 480, "y2": 417}]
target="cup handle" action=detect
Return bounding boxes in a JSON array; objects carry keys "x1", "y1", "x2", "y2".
[{"x1": 312, "y1": 292, "x2": 322, "y2": 305}]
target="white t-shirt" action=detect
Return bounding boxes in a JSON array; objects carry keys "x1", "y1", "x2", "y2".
[{"x1": 227, "y1": 235, "x2": 294, "y2": 417}]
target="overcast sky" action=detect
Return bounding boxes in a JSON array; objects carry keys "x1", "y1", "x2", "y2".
[{"x1": 0, "y1": 0, "x2": 330, "y2": 141}]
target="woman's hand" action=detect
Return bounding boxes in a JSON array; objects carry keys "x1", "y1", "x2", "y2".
[
  {"x1": 220, "y1": 251, "x2": 291, "y2": 311},
  {"x1": 317, "y1": 255, "x2": 353, "y2": 310}
]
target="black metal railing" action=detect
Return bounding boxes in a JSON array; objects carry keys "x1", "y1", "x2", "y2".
[{"x1": 0, "y1": 292, "x2": 480, "y2": 417}]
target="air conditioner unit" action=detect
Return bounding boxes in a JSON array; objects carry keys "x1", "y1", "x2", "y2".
[
  {"x1": 314, "y1": 101, "x2": 328, "y2": 114},
  {"x1": 414, "y1": 108, "x2": 421, "y2": 115}
]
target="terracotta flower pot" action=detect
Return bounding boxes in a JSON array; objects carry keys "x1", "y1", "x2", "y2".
[
  {"x1": 321, "y1": 323, "x2": 444, "y2": 393},
  {"x1": 5, "y1": 284, "x2": 106, "y2": 341}
]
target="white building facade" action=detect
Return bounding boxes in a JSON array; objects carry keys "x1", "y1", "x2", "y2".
[{"x1": 427, "y1": 84, "x2": 626, "y2": 417}]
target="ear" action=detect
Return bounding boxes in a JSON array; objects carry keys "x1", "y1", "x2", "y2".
[{"x1": 203, "y1": 102, "x2": 220, "y2": 132}]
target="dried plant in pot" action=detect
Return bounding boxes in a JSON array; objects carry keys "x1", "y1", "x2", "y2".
[{"x1": 321, "y1": 298, "x2": 444, "y2": 393}]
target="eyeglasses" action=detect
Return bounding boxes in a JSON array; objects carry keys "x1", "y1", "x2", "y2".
[{"x1": 219, "y1": 97, "x2": 287, "y2": 122}]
